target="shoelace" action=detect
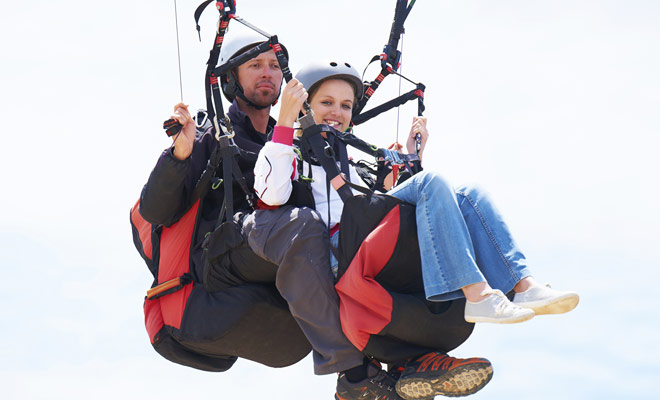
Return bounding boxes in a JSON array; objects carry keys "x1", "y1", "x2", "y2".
[
  {"x1": 369, "y1": 371, "x2": 396, "y2": 392},
  {"x1": 480, "y1": 289, "x2": 517, "y2": 316}
]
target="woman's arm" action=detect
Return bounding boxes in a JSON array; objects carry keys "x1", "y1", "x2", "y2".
[
  {"x1": 254, "y1": 127, "x2": 297, "y2": 205},
  {"x1": 254, "y1": 79, "x2": 308, "y2": 206}
]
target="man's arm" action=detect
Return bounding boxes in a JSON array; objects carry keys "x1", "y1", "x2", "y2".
[
  {"x1": 139, "y1": 149, "x2": 192, "y2": 226},
  {"x1": 139, "y1": 104, "x2": 214, "y2": 226}
]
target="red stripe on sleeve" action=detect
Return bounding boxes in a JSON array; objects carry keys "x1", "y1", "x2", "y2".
[{"x1": 272, "y1": 125, "x2": 294, "y2": 146}]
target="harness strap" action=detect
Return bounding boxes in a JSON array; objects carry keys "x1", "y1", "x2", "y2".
[
  {"x1": 299, "y1": 123, "x2": 422, "y2": 193},
  {"x1": 207, "y1": 17, "x2": 232, "y2": 124},
  {"x1": 354, "y1": 0, "x2": 418, "y2": 117},
  {"x1": 383, "y1": 0, "x2": 415, "y2": 71},
  {"x1": 355, "y1": 68, "x2": 391, "y2": 116},
  {"x1": 215, "y1": 134, "x2": 256, "y2": 228},
  {"x1": 353, "y1": 84, "x2": 425, "y2": 126},
  {"x1": 301, "y1": 124, "x2": 353, "y2": 202},
  {"x1": 220, "y1": 137, "x2": 235, "y2": 220},
  {"x1": 335, "y1": 130, "x2": 381, "y2": 158}
]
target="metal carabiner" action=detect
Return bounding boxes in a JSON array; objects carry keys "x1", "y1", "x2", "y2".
[
  {"x1": 194, "y1": 109, "x2": 208, "y2": 128},
  {"x1": 214, "y1": 115, "x2": 235, "y2": 141}
]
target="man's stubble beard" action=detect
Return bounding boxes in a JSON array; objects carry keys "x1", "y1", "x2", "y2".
[{"x1": 244, "y1": 87, "x2": 279, "y2": 108}]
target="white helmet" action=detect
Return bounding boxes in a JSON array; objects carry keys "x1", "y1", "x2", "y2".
[
  {"x1": 218, "y1": 32, "x2": 289, "y2": 104},
  {"x1": 295, "y1": 60, "x2": 363, "y2": 101},
  {"x1": 218, "y1": 32, "x2": 270, "y2": 66}
]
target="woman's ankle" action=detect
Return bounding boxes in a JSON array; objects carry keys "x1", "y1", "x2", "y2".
[
  {"x1": 462, "y1": 282, "x2": 490, "y2": 302},
  {"x1": 513, "y1": 276, "x2": 537, "y2": 293}
]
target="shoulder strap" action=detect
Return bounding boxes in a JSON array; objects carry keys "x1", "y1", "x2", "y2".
[{"x1": 300, "y1": 123, "x2": 353, "y2": 202}]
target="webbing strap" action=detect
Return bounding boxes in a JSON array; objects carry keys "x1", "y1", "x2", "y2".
[
  {"x1": 206, "y1": 17, "x2": 232, "y2": 124},
  {"x1": 354, "y1": 61, "x2": 391, "y2": 116},
  {"x1": 214, "y1": 134, "x2": 255, "y2": 227},
  {"x1": 334, "y1": 130, "x2": 382, "y2": 158},
  {"x1": 220, "y1": 138, "x2": 235, "y2": 220},
  {"x1": 353, "y1": 84, "x2": 425, "y2": 126},
  {"x1": 382, "y1": 0, "x2": 415, "y2": 71},
  {"x1": 301, "y1": 124, "x2": 353, "y2": 202},
  {"x1": 353, "y1": 0, "x2": 420, "y2": 120}
]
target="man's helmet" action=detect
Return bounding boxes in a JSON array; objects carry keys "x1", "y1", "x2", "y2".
[
  {"x1": 218, "y1": 32, "x2": 289, "y2": 106},
  {"x1": 295, "y1": 60, "x2": 364, "y2": 102}
]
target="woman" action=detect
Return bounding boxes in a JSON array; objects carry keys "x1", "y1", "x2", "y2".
[{"x1": 254, "y1": 60, "x2": 579, "y2": 324}]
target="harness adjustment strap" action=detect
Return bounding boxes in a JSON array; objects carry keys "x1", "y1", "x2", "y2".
[
  {"x1": 146, "y1": 273, "x2": 193, "y2": 300},
  {"x1": 301, "y1": 124, "x2": 353, "y2": 202}
]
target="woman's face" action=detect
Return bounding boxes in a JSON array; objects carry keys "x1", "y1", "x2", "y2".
[{"x1": 308, "y1": 79, "x2": 355, "y2": 132}]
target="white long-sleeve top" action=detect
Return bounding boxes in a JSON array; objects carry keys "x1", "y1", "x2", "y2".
[{"x1": 254, "y1": 126, "x2": 363, "y2": 228}]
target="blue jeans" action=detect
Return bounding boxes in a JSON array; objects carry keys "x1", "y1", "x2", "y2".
[
  {"x1": 329, "y1": 230, "x2": 340, "y2": 278},
  {"x1": 387, "y1": 171, "x2": 532, "y2": 301}
]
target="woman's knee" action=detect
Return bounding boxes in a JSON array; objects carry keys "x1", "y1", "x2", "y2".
[
  {"x1": 415, "y1": 170, "x2": 455, "y2": 196},
  {"x1": 455, "y1": 184, "x2": 496, "y2": 212},
  {"x1": 456, "y1": 183, "x2": 489, "y2": 200}
]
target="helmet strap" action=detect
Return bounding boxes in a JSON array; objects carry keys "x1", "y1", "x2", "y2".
[{"x1": 236, "y1": 91, "x2": 271, "y2": 111}]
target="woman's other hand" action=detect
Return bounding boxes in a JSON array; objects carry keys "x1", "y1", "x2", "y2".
[{"x1": 406, "y1": 116, "x2": 428, "y2": 161}]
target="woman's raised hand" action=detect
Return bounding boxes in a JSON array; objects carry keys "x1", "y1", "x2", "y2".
[
  {"x1": 277, "y1": 79, "x2": 308, "y2": 128},
  {"x1": 170, "y1": 103, "x2": 196, "y2": 160},
  {"x1": 406, "y1": 116, "x2": 429, "y2": 160}
]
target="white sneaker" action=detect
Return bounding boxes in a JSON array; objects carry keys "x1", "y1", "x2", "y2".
[
  {"x1": 464, "y1": 289, "x2": 535, "y2": 324},
  {"x1": 512, "y1": 283, "x2": 579, "y2": 315}
]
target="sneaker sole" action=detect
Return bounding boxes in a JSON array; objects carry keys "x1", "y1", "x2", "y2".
[
  {"x1": 464, "y1": 310, "x2": 534, "y2": 324},
  {"x1": 396, "y1": 363, "x2": 493, "y2": 399},
  {"x1": 516, "y1": 293, "x2": 579, "y2": 315}
]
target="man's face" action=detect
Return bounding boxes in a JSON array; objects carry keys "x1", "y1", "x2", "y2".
[{"x1": 235, "y1": 50, "x2": 283, "y2": 107}]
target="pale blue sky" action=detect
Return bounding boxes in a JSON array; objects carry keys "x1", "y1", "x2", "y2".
[{"x1": 1, "y1": 1, "x2": 659, "y2": 399}]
